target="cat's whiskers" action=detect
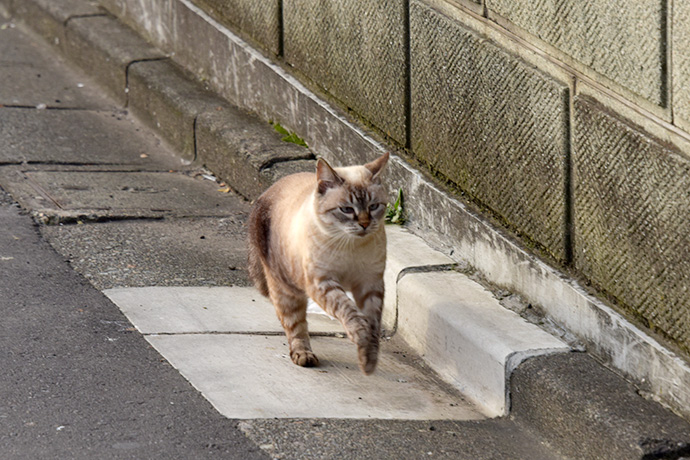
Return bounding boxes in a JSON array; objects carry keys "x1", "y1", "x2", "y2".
[{"x1": 320, "y1": 230, "x2": 356, "y2": 253}]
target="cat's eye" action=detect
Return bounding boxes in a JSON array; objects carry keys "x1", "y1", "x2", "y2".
[
  {"x1": 369, "y1": 203, "x2": 382, "y2": 211},
  {"x1": 340, "y1": 206, "x2": 355, "y2": 214}
]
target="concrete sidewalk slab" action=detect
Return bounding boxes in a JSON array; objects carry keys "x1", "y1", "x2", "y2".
[
  {"x1": 104, "y1": 284, "x2": 485, "y2": 420},
  {"x1": 0, "y1": 24, "x2": 111, "y2": 109},
  {"x1": 239, "y1": 417, "x2": 559, "y2": 460},
  {"x1": 146, "y1": 334, "x2": 485, "y2": 420},
  {"x1": 0, "y1": 168, "x2": 244, "y2": 221},
  {"x1": 94, "y1": 221, "x2": 571, "y2": 420},
  {"x1": 398, "y1": 271, "x2": 570, "y2": 417},
  {"x1": 6, "y1": 0, "x2": 103, "y2": 48},
  {"x1": 41, "y1": 216, "x2": 251, "y2": 290},
  {"x1": 104, "y1": 286, "x2": 344, "y2": 335},
  {"x1": 0, "y1": 108, "x2": 182, "y2": 166}
]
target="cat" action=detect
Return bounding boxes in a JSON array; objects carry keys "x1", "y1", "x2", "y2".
[{"x1": 247, "y1": 152, "x2": 389, "y2": 375}]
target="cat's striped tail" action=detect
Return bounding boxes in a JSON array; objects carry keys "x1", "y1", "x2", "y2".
[{"x1": 247, "y1": 196, "x2": 271, "y2": 297}]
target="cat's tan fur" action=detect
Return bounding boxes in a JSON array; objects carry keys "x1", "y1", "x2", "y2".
[{"x1": 248, "y1": 153, "x2": 389, "y2": 374}]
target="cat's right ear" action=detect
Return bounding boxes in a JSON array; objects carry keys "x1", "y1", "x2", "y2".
[{"x1": 316, "y1": 158, "x2": 343, "y2": 194}]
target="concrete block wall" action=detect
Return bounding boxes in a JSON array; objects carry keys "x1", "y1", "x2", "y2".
[
  {"x1": 95, "y1": 0, "x2": 690, "y2": 373},
  {"x1": 410, "y1": 1, "x2": 570, "y2": 261},
  {"x1": 283, "y1": 0, "x2": 408, "y2": 144}
]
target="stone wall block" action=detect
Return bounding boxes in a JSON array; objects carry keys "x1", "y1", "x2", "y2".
[
  {"x1": 573, "y1": 95, "x2": 690, "y2": 352},
  {"x1": 410, "y1": 0, "x2": 570, "y2": 261},
  {"x1": 487, "y1": 0, "x2": 666, "y2": 107},
  {"x1": 190, "y1": 0, "x2": 280, "y2": 56},
  {"x1": 283, "y1": 0, "x2": 407, "y2": 145}
]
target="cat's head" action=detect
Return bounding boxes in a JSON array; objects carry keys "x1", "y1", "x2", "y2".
[{"x1": 314, "y1": 153, "x2": 390, "y2": 238}]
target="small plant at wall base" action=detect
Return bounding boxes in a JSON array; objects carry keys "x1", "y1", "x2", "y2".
[
  {"x1": 386, "y1": 188, "x2": 405, "y2": 225},
  {"x1": 271, "y1": 122, "x2": 308, "y2": 148}
]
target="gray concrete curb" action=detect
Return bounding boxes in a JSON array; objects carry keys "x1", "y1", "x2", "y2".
[
  {"x1": 511, "y1": 353, "x2": 690, "y2": 459},
  {"x1": 4, "y1": 0, "x2": 690, "y2": 454},
  {"x1": 395, "y1": 268, "x2": 568, "y2": 417}
]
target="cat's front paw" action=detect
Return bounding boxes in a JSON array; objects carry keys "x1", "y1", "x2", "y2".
[
  {"x1": 357, "y1": 338, "x2": 379, "y2": 375},
  {"x1": 353, "y1": 329, "x2": 379, "y2": 375},
  {"x1": 290, "y1": 349, "x2": 320, "y2": 368}
]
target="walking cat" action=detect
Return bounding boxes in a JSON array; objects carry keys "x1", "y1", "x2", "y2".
[{"x1": 248, "y1": 153, "x2": 389, "y2": 375}]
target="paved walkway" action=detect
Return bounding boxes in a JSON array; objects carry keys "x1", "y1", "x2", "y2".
[{"x1": 0, "y1": 18, "x2": 559, "y2": 460}]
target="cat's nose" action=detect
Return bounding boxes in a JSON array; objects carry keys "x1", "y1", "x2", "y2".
[{"x1": 359, "y1": 218, "x2": 370, "y2": 229}]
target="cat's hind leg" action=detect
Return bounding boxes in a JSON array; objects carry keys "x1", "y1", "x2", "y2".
[{"x1": 269, "y1": 290, "x2": 318, "y2": 367}]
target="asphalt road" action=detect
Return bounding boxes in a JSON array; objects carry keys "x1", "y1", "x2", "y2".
[{"x1": 0, "y1": 190, "x2": 267, "y2": 459}]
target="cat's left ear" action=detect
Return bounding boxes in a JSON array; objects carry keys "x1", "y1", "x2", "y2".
[{"x1": 365, "y1": 152, "x2": 390, "y2": 182}]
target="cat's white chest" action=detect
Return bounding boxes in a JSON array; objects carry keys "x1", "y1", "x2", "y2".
[{"x1": 314, "y1": 233, "x2": 385, "y2": 285}]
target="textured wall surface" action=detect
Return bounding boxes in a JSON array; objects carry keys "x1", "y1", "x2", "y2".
[
  {"x1": 574, "y1": 95, "x2": 690, "y2": 351},
  {"x1": 486, "y1": 0, "x2": 666, "y2": 106},
  {"x1": 190, "y1": 0, "x2": 280, "y2": 55},
  {"x1": 283, "y1": 0, "x2": 407, "y2": 144},
  {"x1": 674, "y1": 0, "x2": 690, "y2": 129},
  {"x1": 411, "y1": 0, "x2": 570, "y2": 261}
]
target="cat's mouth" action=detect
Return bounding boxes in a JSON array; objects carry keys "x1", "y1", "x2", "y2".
[{"x1": 355, "y1": 227, "x2": 373, "y2": 237}]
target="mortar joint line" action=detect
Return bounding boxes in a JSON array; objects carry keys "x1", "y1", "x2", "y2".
[
  {"x1": 403, "y1": 0, "x2": 411, "y2": 150},
  {"x1": 563, "y1": 75, "x2": 575, "y2": 266},
  {"x1": 665, "y1": 0, "x2": 674, "y2": 122},
  {"x1": 277, "y1": 0, "x2": 284, "y2": 58}
]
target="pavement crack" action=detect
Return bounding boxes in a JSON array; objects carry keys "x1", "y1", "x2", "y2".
[
  {"x1": 0, "y1": 104, "x2": 90, "y2": 111},
  {"x1": 35, "y1": 214, "x2": 166, "y2": 226},
  {"x1": 144, "y1": 331, "x2": 346, "y2": 338},
  {"x1": 192, "y1": 115, "x2": 199, "y2": 163}
]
